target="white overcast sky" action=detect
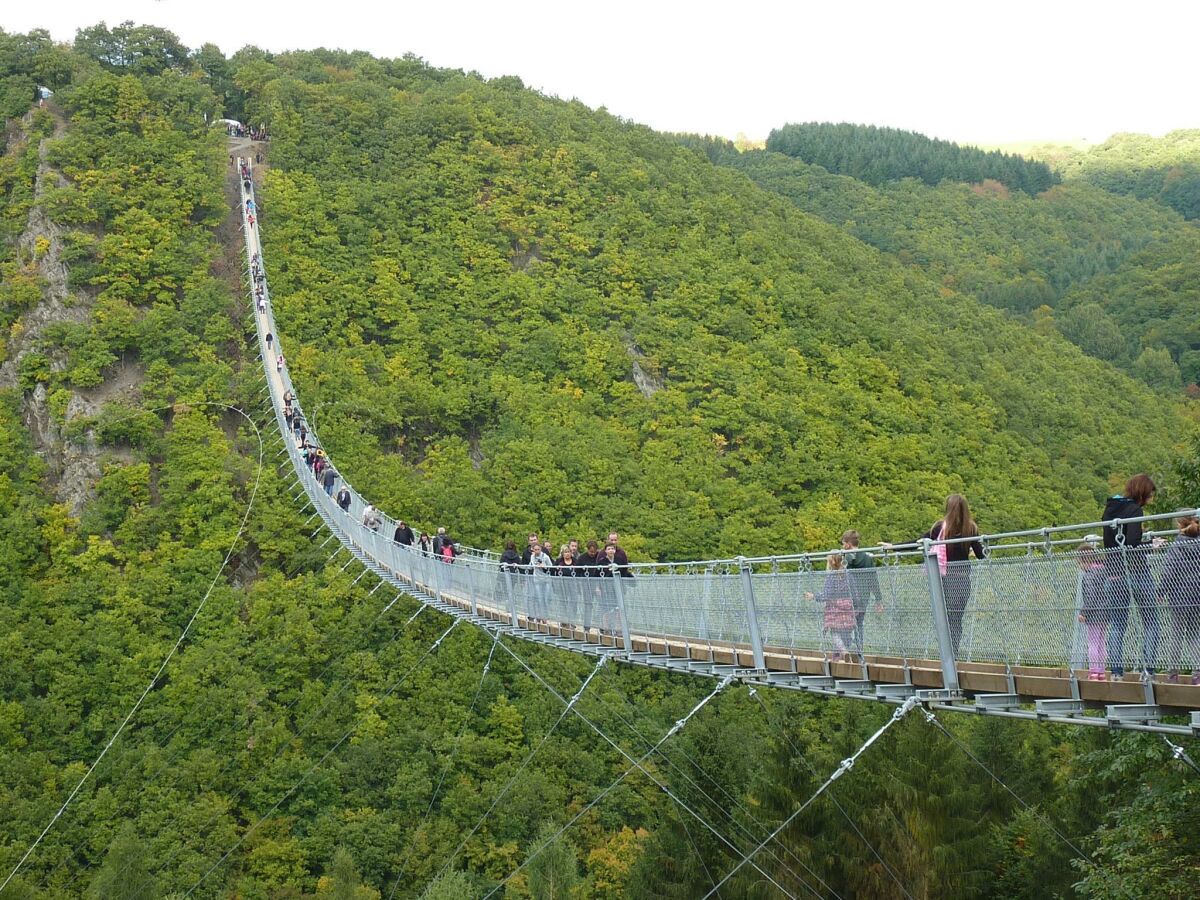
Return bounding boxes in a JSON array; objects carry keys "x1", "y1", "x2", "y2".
[{"x1": 5, "y1": 1, "x2": 1197, "y2": 145}]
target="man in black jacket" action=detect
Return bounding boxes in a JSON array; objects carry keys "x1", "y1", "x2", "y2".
[
  {"x1": 335, "y1": 487, "x2": 351, "y2": 512},
  {"x1": 1101, "y1": 474, "x2": 1162, "y2": 678},
  {"x1": 393, "y1": 520, "x2": 415, "y2": 546}
]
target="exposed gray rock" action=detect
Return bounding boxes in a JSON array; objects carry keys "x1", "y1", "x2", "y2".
[
  {"x1": 626, "y1": 338, "x2": 665, "y2": 399},
  {"x1": 0, "y1": 107, "x2": 141, "y2": 516}
]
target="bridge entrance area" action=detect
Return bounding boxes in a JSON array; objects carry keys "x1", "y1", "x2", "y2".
[{"x1": 237, "y1": 156, "x2": 1200, "y2": 738}]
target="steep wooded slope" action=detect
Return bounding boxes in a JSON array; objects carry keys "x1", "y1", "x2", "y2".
[{"x1": 251, "y1": 61, "x2": 1185, "y2": 558}]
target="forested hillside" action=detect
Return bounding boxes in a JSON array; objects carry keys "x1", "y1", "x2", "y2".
[
  {"x1": 767, "y1": 122, "x2": 1058, "y2": 194},
  {"x1": 249, "y1": 63, "x2": 1183, "y2": 559},
  {"x1": 680, "y1": 134, "x2": 1200, "y2": 390},
  {"x1": 1050, "y1": 129, "x2": 1200, "y2": 219},
  {"x1": 0, "y1": 24, "x2": 1198, "y2": 900}
]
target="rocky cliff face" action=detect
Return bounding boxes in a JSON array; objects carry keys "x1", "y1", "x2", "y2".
[{"x1": 0, "y1": 106, "x2": 141, "y2": 516}]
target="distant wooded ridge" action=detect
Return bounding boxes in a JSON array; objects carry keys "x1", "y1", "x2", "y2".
[{"x1": 766, "y1": 122, "x2": 1060, "y2": 194}]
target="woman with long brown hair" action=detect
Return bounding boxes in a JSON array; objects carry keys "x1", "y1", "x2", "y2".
[{"x1": 920, "y1": 494, "x2": 986, "y2": 655}]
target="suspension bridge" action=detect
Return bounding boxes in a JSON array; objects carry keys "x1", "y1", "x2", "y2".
[
  {"x1": 6, "y1": 145, "x2": 1200, "y2": 900},
  {"x1": 236, "y1": 157, "x2": 1200, "y2": 740}
]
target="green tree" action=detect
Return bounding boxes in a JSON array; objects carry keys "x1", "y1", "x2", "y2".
[
  {"x1": 86, "y1": 823, "x2": 157, "y2": 900},
  {"x1": 316, "y1": 847, "x2": 381, "y2": 899},
  {"x1": 525, "y1": 822, "x2": 580, "y2": 899},
  {"x1": 420, "y1": 870, "x2": 478, "y2": 900},
  {"x1": 1131, "y1": 346, "x2": 1181, "y2": 391}
]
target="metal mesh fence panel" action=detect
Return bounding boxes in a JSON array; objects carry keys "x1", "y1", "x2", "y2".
[{"x1": 620, "y1": 568, "x2": 750, "y2": 647}]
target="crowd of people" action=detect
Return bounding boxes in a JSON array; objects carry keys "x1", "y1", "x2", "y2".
[
  {"x1": 239, "y1": 156, "x2": 1200, "y2": 682},
  {"x1": 226, "y1": 121, "x2": 270, "y2": 141}
]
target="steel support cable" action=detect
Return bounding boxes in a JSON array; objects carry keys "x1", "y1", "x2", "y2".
[
  {"x1": 113, "y1": 603, "x2": 431, "y2": 900},
  {"x1": 701, "y1": 697, "x2": 920, "y2": 900},
  {"x1": 428, "y1": 656, "x2": 609, "y2": 889},
  {"x1": 1162, "y1": 735, "x2": 1200, "y2": 776},
  {"x1": 921, "y1": 710, "x2": 1094, "y2": 865},
  {"x1": 487, "y1": 637, "x2": 798, "y2": 898},
  {"x1": 481, "y1": 677, "x2": 764, "y2": 900},
  {"x1": 182, "y1": 618, "x2": 463, "y2": 898},
  {"x1": 1, "y1": 402, "x2": 264, "y2": 896},
  {"x1": 387, "y1": 635, "x2": 500, "y2": 899},
  {"x1": 549, "y1": 648, "x2": 834, "y2": 898},
  {"x1": 750, "y1": 689, "x2": 914, "y2": 900},
  {"x1": 47, "y1": 591, "x2": 414, "y2": 893}
]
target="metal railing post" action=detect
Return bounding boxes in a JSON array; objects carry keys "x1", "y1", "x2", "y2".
[
  {"x1": 433, "y1": 556, "x2": 445, "y2": 604},
  {"x1": 737, "y1": 557, "x2": 767, "y2": 672},
  {"x1": 699, "y1": 566, "x2": 713, "y2": 642},
  {"x1": 922, "y1": 539, "x2": 960, "y2": 693},
  {"x1": 467, "y1": 562, "x2": 479, "y2": 616},
  {"x1": 504, "y1": 570, "x2": 519, "y2": 627},
  {"x1": 609, "y1": 564, "x2": 633, "y2": 654}
]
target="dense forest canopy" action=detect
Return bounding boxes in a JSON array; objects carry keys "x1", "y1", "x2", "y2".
[
  {"x1": 677, "y1": 133, "x2": 1200, "y2": 391},
  {"x1": 767, "y1": 122, "x2": 1059, "y2": 194},
  {"x1": 0, "y1": 24, "x2": 1197, "y2": 900},
  {"x1": 1047, "y1": 129, "x2": 1200, "y2": 219}
]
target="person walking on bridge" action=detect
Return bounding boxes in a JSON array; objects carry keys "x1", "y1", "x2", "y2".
[
  {"x1": 362, "y1": 504, "x2": 382, "y2": 532},
  {"x1": 520, "y1": 533, "x2": 540, "y2": 571},
  {"x1": 336, "y1": 486, "x2": 351, "y2": 512},
  {"x1": 886, "y1": 494, "x2": 984, "y2": 656},
  {"x1": 605, "y1": 532, "x2": 629, "y2": 569},
  {"x1": 437, "y1": 529, "x2": 457, "y2": 563},
  {"x1": 393, "y1": 519, "x2": 415, "y2": 547},
  {"x1": 529, "y1": 544, "x2": 553, "y2": 622},
  {"x1": 1102, "y1": 474, "x2": 1163, "y2": 679},
  {"x1": 842, "y1": 530, "x2": 882, "y2": 653},
  {"x1": 1077, "y1": 544, "x2": 1109, "y2": 680},
  {"x1": 499, "y1": 540, "x2": 521, "y2": 572},
  {"x1": 806, "y1": 553, "x2": 857, "y2": 661}
]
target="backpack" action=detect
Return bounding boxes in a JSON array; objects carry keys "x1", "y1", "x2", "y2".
[{"x1": 441, "y1": 542, "x2": 455, "y2": 561}]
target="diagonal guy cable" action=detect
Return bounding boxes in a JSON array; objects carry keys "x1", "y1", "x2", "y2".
[
  {"x1": 534, "y1": 642, "x2": 832, "y2": 897},
  {"x1": 489, "y1": 638, "x2": 795, "y2": 897},
  {"x1": 388, "y1": 634, "x2": 500, "y2": 899},
  {"x1": 1, "y1": 403, "x2": 264, "y2": 896},
  {"x1": 111, "y1": 604, "x2": 429, "y2": 900},
  {"x1": 483, "y1": 676, "x2": 748, "y2": 900},
  {"x1": 43, "y1": 590, "x2": 411, "y2": 894},
  {"x1": 751, "y1": 689, "x2": 913, "y2": 900},
  {"x1": 701, "y1": 696, "x2": 919, "y2": 899},
  {"x1": 1162, "y1": 734, "x2": 1200, "y2": 776},
  {"x1": 428, "y1": 655, "x2": 608, "y2": 888},
  {"x1": 921, "y1": 709, "x2": 1093, "y2": 864}
]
